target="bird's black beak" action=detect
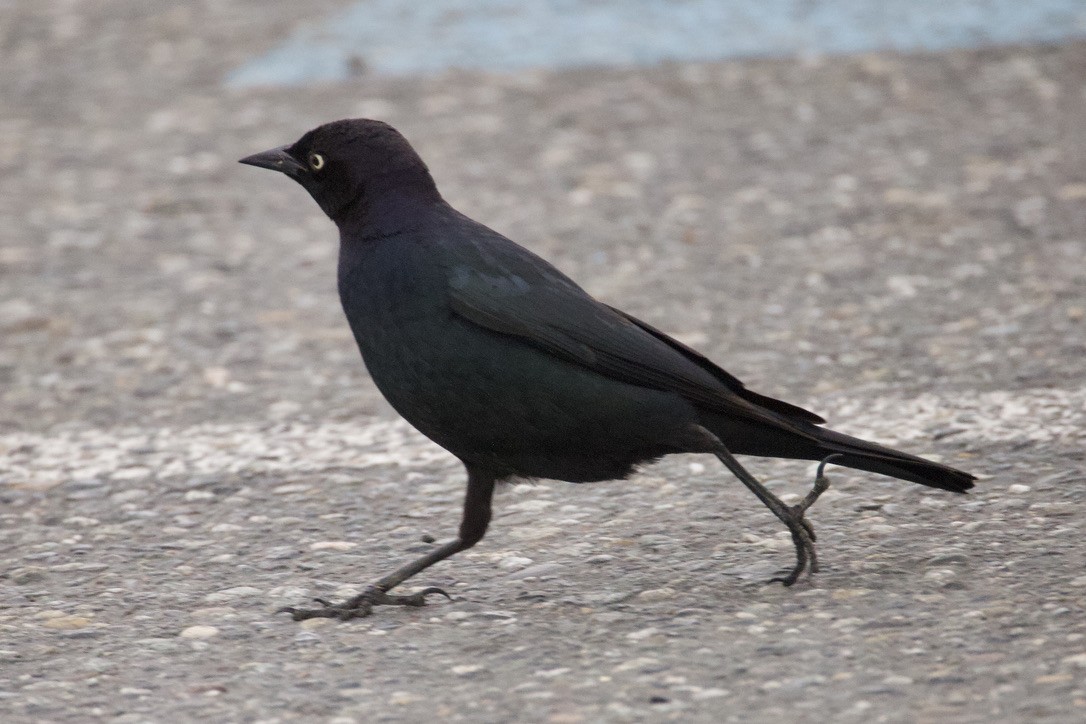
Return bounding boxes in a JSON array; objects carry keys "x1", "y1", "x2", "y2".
[{"x1": 239, "y1": 145, "x2": 306, "y2": 177}]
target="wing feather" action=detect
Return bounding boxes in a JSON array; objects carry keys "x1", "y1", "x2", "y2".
[{"x1": 447, "y1": 260, "x2": 819, "y2": 438}]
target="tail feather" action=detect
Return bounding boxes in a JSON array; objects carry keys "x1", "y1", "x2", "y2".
[
  {"x1": 810, "y1": 426, "x2": 975, "y2": 493},
  {"x1": 701, "y1": 413, "x2": 976, "y2": 493}
]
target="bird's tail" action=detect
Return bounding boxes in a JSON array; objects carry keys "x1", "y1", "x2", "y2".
[{"x1": 701, "y1": 413, "x2": 975, "y2": 493}]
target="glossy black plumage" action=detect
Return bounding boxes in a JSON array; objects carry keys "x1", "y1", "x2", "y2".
[{"x1": 240, "y1": 119, "x2": 975, "y2": 620}]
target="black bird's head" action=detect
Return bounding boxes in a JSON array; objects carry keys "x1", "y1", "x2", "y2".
[{"x1": 239, "y1": 119, "x2": 440, "y2": 226}]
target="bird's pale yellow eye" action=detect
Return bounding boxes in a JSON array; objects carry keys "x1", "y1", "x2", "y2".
[{"x1": 309, "y1": 152, "x2": 324, "y2": 171}]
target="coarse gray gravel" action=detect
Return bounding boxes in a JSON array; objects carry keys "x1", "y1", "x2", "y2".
[{"x1": 1, "y1": 2, "x2": 1085, "y2": 722}]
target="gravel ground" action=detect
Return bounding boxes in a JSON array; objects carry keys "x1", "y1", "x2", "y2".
[{"x1": 2, "y1": 2, "x2": 1085, "y2": 722}]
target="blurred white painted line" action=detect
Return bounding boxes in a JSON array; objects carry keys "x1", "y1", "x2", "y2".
[
  {"x1": 0, "y1": 388, "x2": 1082, "y2": 490},
  {"x1": 0, "y1": 419, "x2": 456, "y2": 491}
]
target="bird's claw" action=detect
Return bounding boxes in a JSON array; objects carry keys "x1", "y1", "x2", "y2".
[
  {"x1": 767, "y1": 454, "x2": 841, "y2": 586},
  {"x1": 277, "y1": 585, "x2": 451, "y2": 621},
  {"x1": 768, "y1": 510, "x2": 818, "y2": 587}
]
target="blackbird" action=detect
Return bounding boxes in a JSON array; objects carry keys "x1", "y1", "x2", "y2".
[{"x1": 240, "y1": 119, "x2": 975, "y2": 620}]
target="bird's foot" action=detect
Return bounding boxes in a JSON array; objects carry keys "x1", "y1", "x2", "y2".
[
  {"x1": 768, "y1": 512, "x2": 818, "y2": 587},
  {"x1": 768, "y1": 454, "x2": 840, "y2": 587},
  {"x1": 277, "y1": 585, "x2": 451, "y2": 621}
]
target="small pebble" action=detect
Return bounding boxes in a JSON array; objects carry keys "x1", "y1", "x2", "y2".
[
  {"x1": 310, "y1": 541, "x2": 356, "y2": 551},
  {"x1": 293, "y1": 631, "x2": 321, "y2": 645},
  {"x1": 1062, "y1": 653, "x2": 1086, "y2": 669},
  {"x1": 883, "y1": 675, "x2": 914, "y2": 686},
  {"x1": 637, "y1": 587, "x2": 676, "y2": 602},
  {"x1": 179, "y1": 625, "x2": 219, "y2": 639},
  {"x1": 10, "y1": 566, "x2": 48, "y2": 585},
  {"x1": 204, "y1": 586, "x2": 262, "y2": 602},
  {"x1": 451, "y1": 664, "x2": 486, "y2": 677},
  {"x1": 42, "y1": 615, "x2": 92, "y2": 630},
  {"x1": 507, "y1": 563, "x2": 563, "y2": 580}
]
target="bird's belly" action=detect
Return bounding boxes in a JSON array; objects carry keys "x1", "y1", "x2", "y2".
[{"x1": 356, "y1": 316, "x2": 695, "y2": 480}]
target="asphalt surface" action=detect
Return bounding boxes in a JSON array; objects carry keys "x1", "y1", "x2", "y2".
[{"x1": 2, "y1": 2, "x2": 1085, "y2": 722}]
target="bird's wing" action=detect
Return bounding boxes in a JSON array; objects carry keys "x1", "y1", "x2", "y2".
[
  {"x1": 604, "y1": 306, "x2": 825, "y2": 424},
  {"x1": 447, "y1": 252, "x2": 821, "y2": 434}
]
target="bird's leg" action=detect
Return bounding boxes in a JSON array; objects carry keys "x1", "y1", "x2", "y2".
[
  {"x1": 279, "y1": 468, "x2": 496, "y2": 621},
  {"x1": 692, "y1": 426, "x2": 836, "y2": 586},
  {"x1": 716, "y1": 445, "x2": 817, "y2": 586}
]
